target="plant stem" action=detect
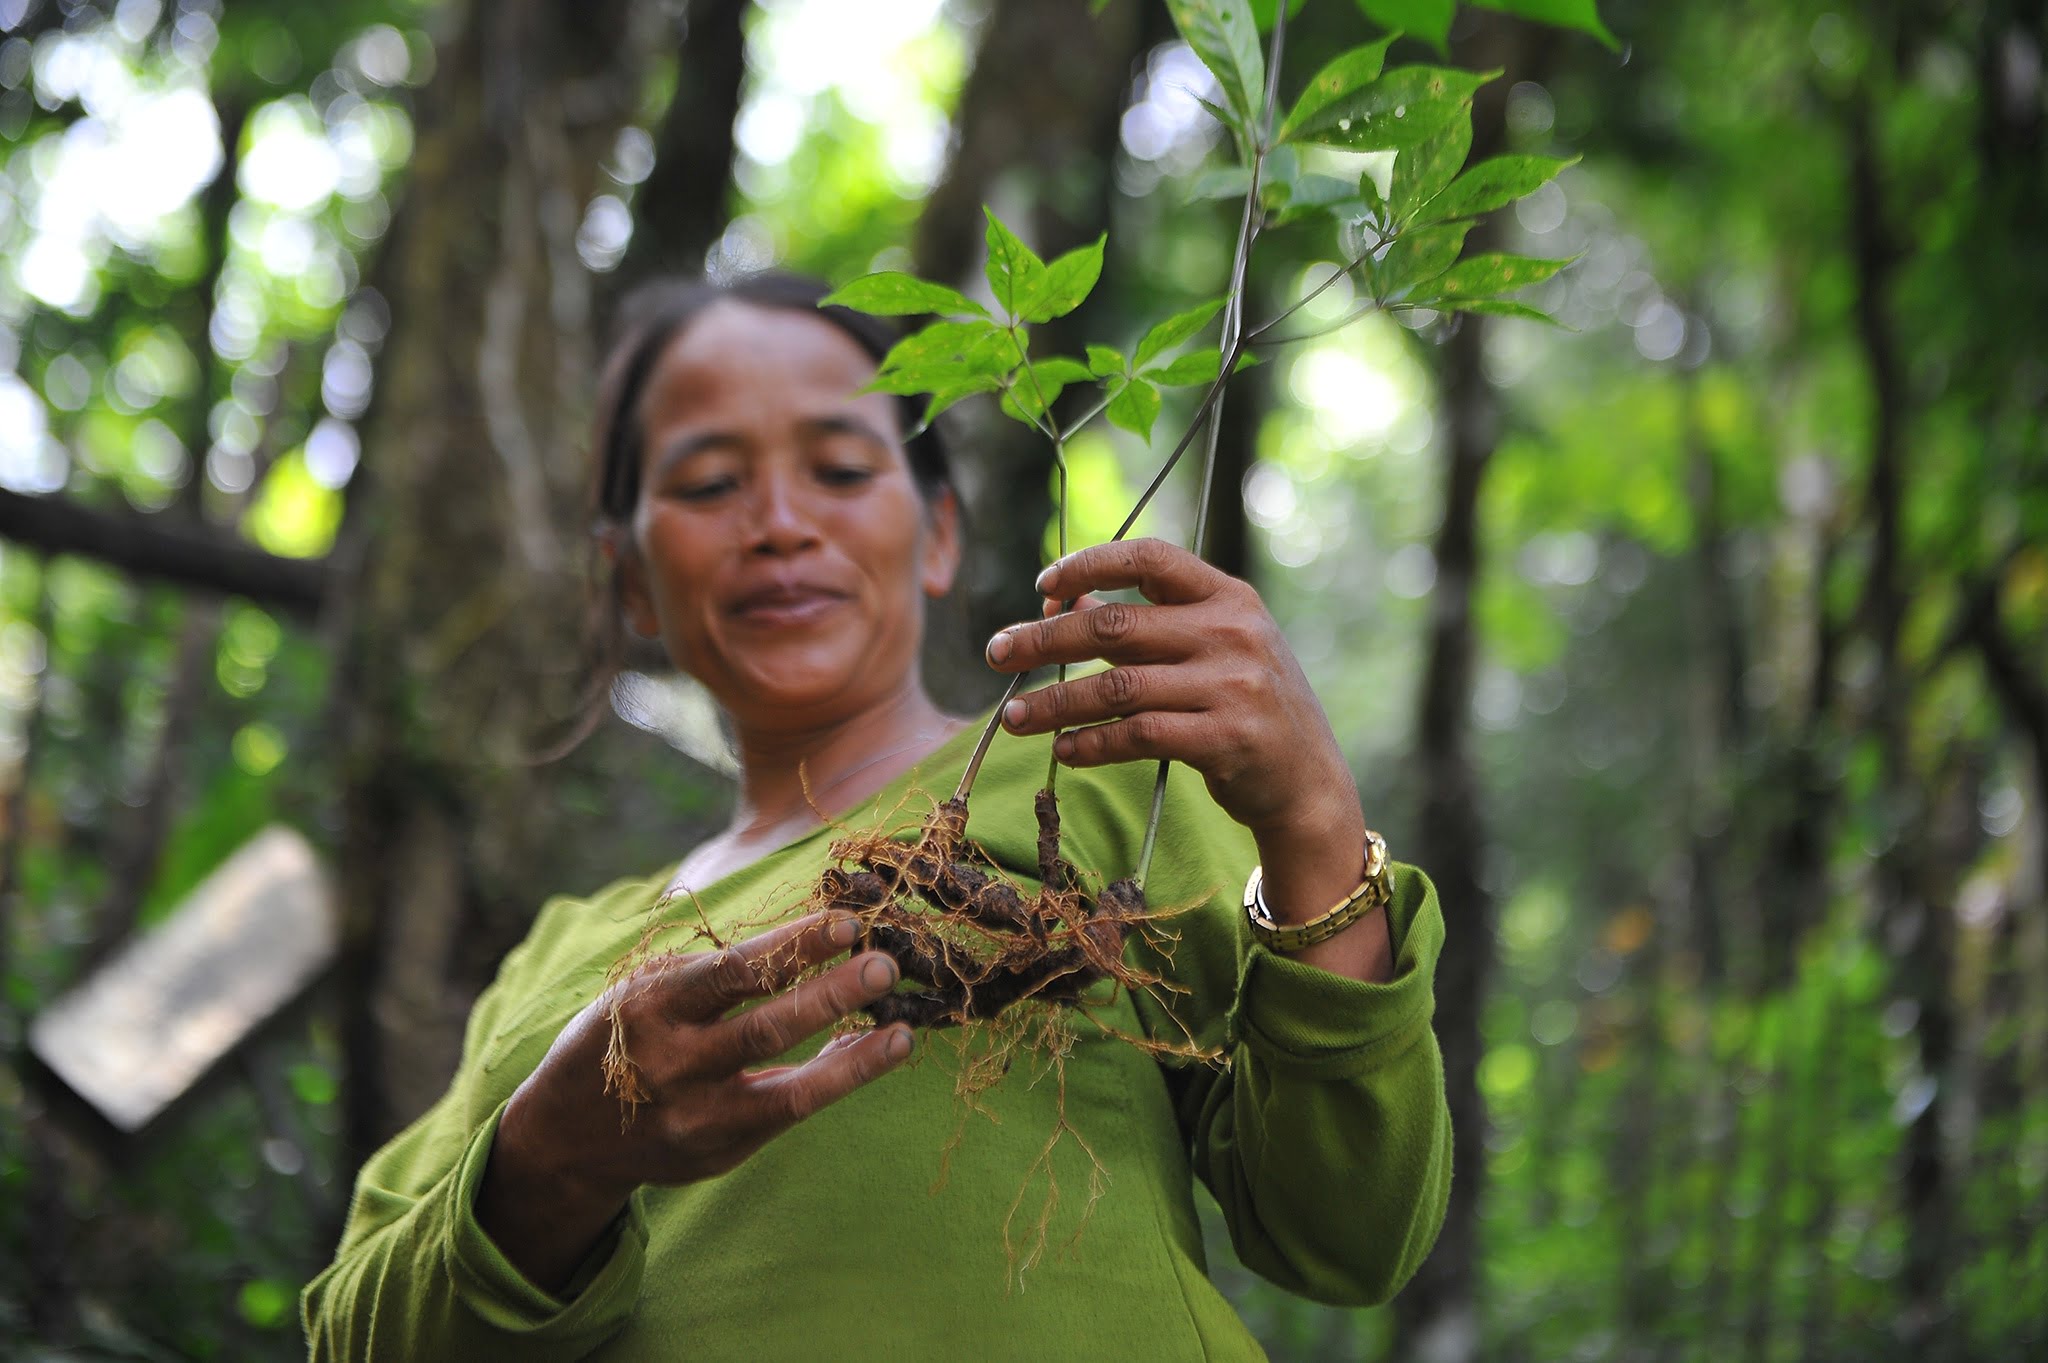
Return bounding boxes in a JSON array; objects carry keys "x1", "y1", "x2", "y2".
[{"x1": 1135, "y1": 0, "x2": 1287, "y2": 890}]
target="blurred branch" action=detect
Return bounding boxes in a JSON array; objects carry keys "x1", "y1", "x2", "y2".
[{"x1": 0, "y1": 488, "x2": 326, "y2": 617}]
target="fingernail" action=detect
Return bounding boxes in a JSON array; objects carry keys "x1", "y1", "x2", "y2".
[
  {"x1": 861, "y1": 954, "x2": 898, "y2": 991},
  {"x1": 887, "y1": 1026, "x2": 914, "y2": 1060},
  {"x1": 986, "y1": 630, "x2": 1012, "y2": 665},
  {"x1": 1054, "y1": 734, "x2": 1075, "y2": 761},
  {"x1": 1003, "y1": 698, "x2": 1027, "y2": 729},
  {"x1": 1035, "y1": 562, "x2": 1057, "y2": 593},
  {"x1": 828, "y1": 915, "x2": 859, "y2": 946}
]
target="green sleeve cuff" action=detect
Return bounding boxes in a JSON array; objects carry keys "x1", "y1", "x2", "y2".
[
  {"x1": 1229, "y1": 863, "x2": 1444, "y2": 1079},
  {"x1": 444, "y1": 1101, "x2": 649, "y2": 1342}
]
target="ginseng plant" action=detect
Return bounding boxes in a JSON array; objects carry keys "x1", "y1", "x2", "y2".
[{"x1": 807, "y1": 0, "x2": 1577, "y2": 1041}]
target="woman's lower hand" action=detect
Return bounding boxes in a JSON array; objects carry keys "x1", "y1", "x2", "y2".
[{"x1": 477, "y1": 913, "x2": 912, "y2": 1290}]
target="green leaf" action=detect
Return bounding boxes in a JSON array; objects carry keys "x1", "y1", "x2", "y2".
[
  {"x1": 982, "y1": 209, "x2": 1047, "y2": 319},
  {"x1": 820, "y1": 272, "x2": 988, "y2": 319},
  {"x1": 1435, "y1": 252, "x2": 1573, "y2": 296},
  {"x1": 1017, "y1": 235, "x2": 1106, "y2": 323},
  {"x1": 1427, "y1": 296, "x2": 1563, "y2": 324},
  {"x1": 1472, "y1": 0, "x2": 1618, "y2": 50},
  {"x1": 1284, "y1": 65, "x2": 1496, "y2": 152},
  {"x1": 914, "y1": 375, "x2": 1005, "y2": 432},
  {"x1": 1086, "y1": 344, "x2": 1128, "y2": 377},
  {"x1": 868, "y1": 319, "x2": 1011, "y2": 393},
  {"x1": 1389, "y1": 110, "x2": 1472, "y2": 223},
  {"x1": 1002, "y1": 382, "x2": 1066, "y2": 426},
  {"x1": 1146, "y1": 346, "x2": 1226, "y2": 386},
  {"x1": 1165, "y1": 0, "x2": 1266, "y2": 131},
  {"x1": 1190, "y1": 165, "x2": 1254, "y2": 200},
  {"x1": 1276, "y1": 36, "x2": 1399, "y2": 144},
  {"x1": 1134, "y1": 299, "x2": 1224, "y2": 368},
  {"x1": 1357, "y1": 0, "x2": 1454, "y2": 50},
  {"x1": 1192, "y1": 92, "x2": 1246, "y2": 138},
  {"x1": 1427, "y1": 154, "x2": 1578, "y2": 222},
  {"x1": 1375, "y1": 221, "x2": 1471, "y2": 299},
  {"x1": 1029, "y1": 357, "x2": 1099, "y2": 386},
  {"x1": 1106, "y1": 377, "x2": 1163, "y2": 440}
]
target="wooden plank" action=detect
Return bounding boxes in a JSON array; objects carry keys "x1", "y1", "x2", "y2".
[{"x1": 28, "y1": 826, "x2": 337, "y2": 1133}]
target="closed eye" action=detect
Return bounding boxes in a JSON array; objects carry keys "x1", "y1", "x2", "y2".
[
  {"x1": 666, "y1": 476, "x2": 737, "y2": 502},
  {"x1": 816, "y1": 465, "x2": 876, "y2": 489}
]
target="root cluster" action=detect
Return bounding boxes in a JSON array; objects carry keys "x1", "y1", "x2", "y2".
[{"x1": 816, "y1": 791, "x2": 1153, "y2": 1030}]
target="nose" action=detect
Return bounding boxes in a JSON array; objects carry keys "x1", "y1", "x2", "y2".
[{"x1": 745, "y1": 465, "x2": 821, "y2": 557}]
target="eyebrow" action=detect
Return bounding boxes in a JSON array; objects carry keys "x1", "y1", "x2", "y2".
[{"x1": 649, "y1": 413, "x2": 895, "y2": 479}]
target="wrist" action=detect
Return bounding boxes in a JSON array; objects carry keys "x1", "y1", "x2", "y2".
[{"x1": 1249, "y1": 801, "x2": 1371, "y2": 924}]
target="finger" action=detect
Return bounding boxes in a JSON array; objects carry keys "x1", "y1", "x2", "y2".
[
  {"x1": 1051, "y1": 710, "x2": 1215, "y2": 769},
  {"x1": 998, "y1": 664, "x2": 1201, "y2": 737},
  {"x1": 741, "y1": 1024, "x2": 915, "y2": 1131},
  {"x1": 666, "y1": 911, "x2": 858, "y2": 1021},
  {"x1": 705, "y1": 951, "x2": 901, "y2": 1070},
  {"x1": 1034, "y1": 538, "x2": 1234, "y2": 608},
  {"x1": 986, "y1": 597, "x2": 1201, "y2": 673}
]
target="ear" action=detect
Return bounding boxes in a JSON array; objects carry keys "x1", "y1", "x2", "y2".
[
  {"x1": 600, "y1": 528, "x2": 661, "y2": 639},
  {"x1": 919, "y1": 486, "x2": 962, "y2": 599}
]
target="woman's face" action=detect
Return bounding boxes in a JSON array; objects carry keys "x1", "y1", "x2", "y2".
[{"x1": 617, "y1": 300, "x2": 959, "y2": 732}]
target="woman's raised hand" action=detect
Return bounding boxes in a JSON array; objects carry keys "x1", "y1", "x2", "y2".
[
  {"x1": 986, "y1": 537, "x2": 1360, "y2": 844},
  {"x1": 476, "y1": 913, "x2": 912, "y2": 1290}
]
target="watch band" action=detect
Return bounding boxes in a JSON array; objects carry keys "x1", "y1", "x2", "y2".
[{"x1": 1243, "y1": 830, "x2": 1391, "y2": 953}]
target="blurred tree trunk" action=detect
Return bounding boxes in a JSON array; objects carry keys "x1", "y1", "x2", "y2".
[
  {"x1": 1390, "y1": 17, "x2": 1522, "y2": 1359},
  {"x1": 1847, "y1": 91, "x2": 1959, "y2": 1355},
  {"x1": 327, "y1": 0, "x2": 685, "y2": 1171}
]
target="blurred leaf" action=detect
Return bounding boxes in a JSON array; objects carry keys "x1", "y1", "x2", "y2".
[
  {"x1": 1106, "y1": 377, "x2": 1163, "y2": 440},
  {"x1": 1357, "y1": 0, "x2": 1455, "y2": 49},
  {"x1": 1165, "y1": 0, "x2": 1267, "y2": 131},
  {"x1": 243, "y1": 452, "x2": 342, "y2": 559},
  {"x1": 820, "y1": 272, "x2": 987, "y2": 318},
  {"x1": 1276, "y1": 37, "x2": 1399, "y2": 145},
  {"x1": 1189, "y1": 165, "x2": 1254, "y2": 200},
  {"x1": 1248, "y1": 0, "x2": 1307, "y2": 31},
  {"x1": 238, "y1": 1278, "x2": 294, "y2": 1330},
  {"x1": 1473, "y1": 0, "x2": 1618, "y2": 49},
  {"x1": 1282, "y1": 65, "x2": 1494, "y2": 152},
  {"x1": 1134, "y1": 299, "x2": 1224, "y2": 368},
  {"x1": 287, "y1": 1062, "x2": 337, "y2": 1107}
]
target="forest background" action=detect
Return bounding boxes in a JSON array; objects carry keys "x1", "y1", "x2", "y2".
[{"x1": 0, "y1": 0, "x2": 2042, "y2": 1358}]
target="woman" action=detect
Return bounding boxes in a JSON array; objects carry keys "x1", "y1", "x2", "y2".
[{"x1": 302, "y1": 273, "x2": 1451, "y2": 1360}]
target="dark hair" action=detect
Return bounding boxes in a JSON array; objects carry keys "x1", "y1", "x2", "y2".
[{"x1": 537, "y1": 271, "x2": 957, "y2": 763}]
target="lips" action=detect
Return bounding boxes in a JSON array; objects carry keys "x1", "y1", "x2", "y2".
[{"x1": 727, "y1": 582, "x2": 849, "y2": 626}]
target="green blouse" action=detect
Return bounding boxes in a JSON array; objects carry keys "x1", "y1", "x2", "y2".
[{"x1": 302, "y1": 714, "x2": 1452, "y2": 1361}]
